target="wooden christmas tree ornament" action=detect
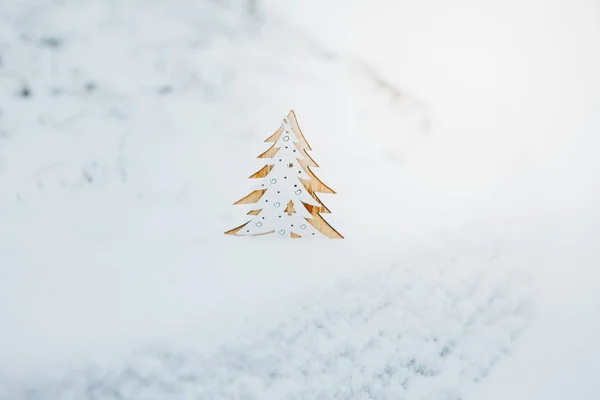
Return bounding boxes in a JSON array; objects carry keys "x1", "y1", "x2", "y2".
[{"x1": 225, "y1": 110, "x2": 343, "y2": 239}]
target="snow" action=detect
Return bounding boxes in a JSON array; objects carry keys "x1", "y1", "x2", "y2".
[{"x1": 1, "y1": 0, "x2": 599, "y2": 398}]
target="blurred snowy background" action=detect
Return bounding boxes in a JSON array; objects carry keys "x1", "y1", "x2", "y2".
[{"x1": 0, "y1": 0, "x2": 598, "y2": 398}]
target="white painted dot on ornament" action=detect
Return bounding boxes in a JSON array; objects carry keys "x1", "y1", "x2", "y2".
[
  {"x1": 279, "y1": 230, "x2": 285, "y2": 235},
  {"x1": 283, "y1": 136, "x2": 290, "y2": 141},
  {"x1": 256, "y1": 222, "x2": 262, "y2": 227},
  {"x1": 270, "y1": 178, "x2": 277, "y2": 184},
  {"x1": 295, "y1": 189, "x2": 301, "y2": 195},
  {"x1": 274, "y1": 202, "x2": 281, "y2": 207},
  {"x1": 300, "y1": 224, "x2": 306, "y2": 229}
]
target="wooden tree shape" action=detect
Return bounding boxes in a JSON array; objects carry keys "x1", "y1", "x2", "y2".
[{"x1": 225, "y1": 110, "x2": 343, "y2": 239}]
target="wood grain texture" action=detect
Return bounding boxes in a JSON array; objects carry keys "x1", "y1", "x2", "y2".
[
  {"x1": 302, "y1": 200, "x2": 330, "y2": 216},
  {"x1": 285, "y1": 200, "x2": 296, "y2": 215},
  {"x1": 247, "y1": 209, "x2": 262, "y2": 216},
  {"x1": 225, "y1": 222, "x2": 274, "y2": 236},
  {"x1": 249, "y1": 165, "x2": 273, "y2": 179},
  {"x1": 255, "y1": 230, "x2": 275, "y2": 236},
  {"x1": 224, "y1": 221, "x2": 250, "y2": 235},
  {"x1": 299, "y1": 168, "x2": 336, "y2": 195},
  {"x1": 258, "y1": 143, "x2": 279, "y2": 159},
  {"x1": 234, "y1": 189, "x2": 266, "y2": 205},
  {"x1": 286, "y1": 110, "x2": 312, "y2": 150},
  {"x1": 295, "y1": 143, "x2": 319, "y2": 168},
  {"x1": 305, "y1": 214, "x2": 344, "y2": 239},
  {"x1": 264, "y1": 126, "x2": 283, "y2": 143}
]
